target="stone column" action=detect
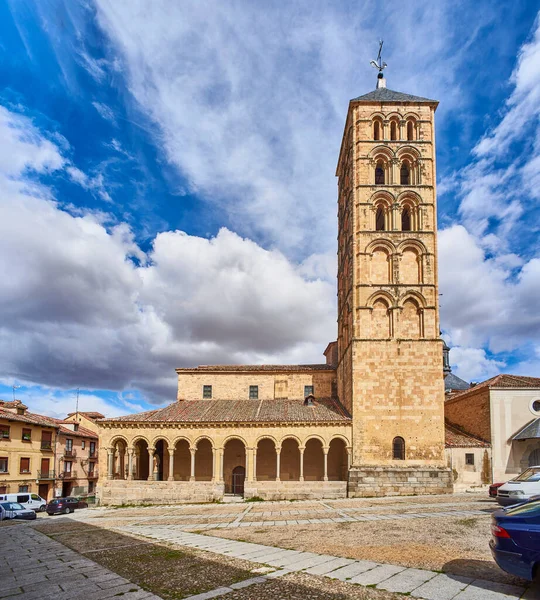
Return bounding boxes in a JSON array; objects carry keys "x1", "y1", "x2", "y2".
[
  {"x1": 211, "y1": 447, "x2": 217, "y2": 482},
  {"x1": 253, "y1": 450, "x2": 257, "y2": 482},
  {"x1": 276, "y1": 448, "x2": 281, "y2": 482},
  {"x1": 246, "y1": 448, "x2": 252, "y2": 482},
  {"x1": 148, "y1": 448, "x2": 155, "y2": 481},
  {"x1": 134, "y1": 449, "x2": 140, "y2": 480},
  {"x1": 219, "y1": 449, "x2": 224, "y2": 482},
  {"x1": 190, "y1": 448, "x2": 196, "y2": 481},
  {"x1": 299, "y1": 447, "x2": 305, "y2": 482},
  {"x1": 168, "y1": 449, "x2": 175, "y2": 481},
  {"x1": 127, "y1": 448, "x2": 134, "y2": 481},
  {"x1": 119, "y1": 449, "x2": 126, "y2": 479},
  {"x1": 323, "y1": 447, "x2": 329, "y2": 482},
  {"x1": 107, "y1": 449, "x2": 114, "y2": 480}
]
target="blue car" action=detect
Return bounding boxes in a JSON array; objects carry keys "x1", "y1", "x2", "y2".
[{"x1": 490, "y1": 498, "x2": 540, "y2": 581}]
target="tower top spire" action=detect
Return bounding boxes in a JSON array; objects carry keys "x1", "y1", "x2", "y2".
[{"x1": 370, "y1": 40, "x2": 387, "y2": 89}]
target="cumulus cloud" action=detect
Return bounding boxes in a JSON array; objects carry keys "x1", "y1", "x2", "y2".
[{"x1": 0, "y1": 105, "x2": 336, "y2": 404}]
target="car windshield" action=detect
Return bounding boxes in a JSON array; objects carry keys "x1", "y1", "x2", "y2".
[
  {"x1": 506, "y1": 500, "x2": 540, "y2": 516},
  {"x1": 1, "y1": 502, "x2": 23, "y2": 510},
  {"x1": 49, "y1": 499, "x2": 60, "y2": 504},
  {"x1": 513, "y1": 468, "x2": 540, "y2": 482}
]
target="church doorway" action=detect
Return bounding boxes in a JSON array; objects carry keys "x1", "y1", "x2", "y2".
[
  {"x1": 232, "y1": 466, "x2": 245, "y2": 495},
  {"x1": 223, "y1": 438, "x2": 246, "y2": 494}
]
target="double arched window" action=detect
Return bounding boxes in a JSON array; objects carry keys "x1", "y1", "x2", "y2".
[
  {"x1": 406, "y1": 120, "x2": 415, "y2": 141},
  {"x1": 401, "y1": 207, "x2": 411, "y2": 231},
  {"x1": 375, "y1": 160, "x2": 385, "y2": 185},
  {"x1": 390, "y1": 120, "x2": 398, "y2": 141},
  {"x1": 393, "y1": 436, "x2": 405, "y2": 460},
  {"x1": 373, "y1": 119, "x2": 382, "y2": 141},
  {"x1": 400, "y1": 161, "x2": 411, "y2": 185},
  {"x1": 376, "y1": 206, "x2": 386, "y2": 231}
]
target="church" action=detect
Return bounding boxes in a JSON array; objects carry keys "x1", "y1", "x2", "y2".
[{"x1": 97, "y1": 67, "x2": 454, "y2": 505}]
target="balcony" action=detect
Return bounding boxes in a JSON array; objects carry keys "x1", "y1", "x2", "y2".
[
  {"x1": 40, "y1": 441, "x2": 53, "y2": 451},
  {"x1": 37, "y1": 470, "x2": 56, "y2": 480},
  {"x1": 63, "y1": 448, "x2": 77, "y2": 458},
  {"x1": 58, "y1": 470, "x2": 77, "y2": 480}
]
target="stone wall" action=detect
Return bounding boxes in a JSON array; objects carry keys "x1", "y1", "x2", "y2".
[
  {"x1": 98, "y1": 480, "x2": 223, "y2": 505},
  {"x1": 244, "y1": 481, "x2": 347, "y2": 501},
  {"x1": 445, "y1": 389, "x2": 491, "y2": 443},
  {"x1": 348, "y1": 466, "x2": 452, "y2": 497},
  {"x1": 176, "y1": 370, "x2": 336, "y2": 401}
]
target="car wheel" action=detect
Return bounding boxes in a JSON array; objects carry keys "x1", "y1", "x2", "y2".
[
  {"x1": 64, "y1": 507, "x2": 71, "y2": 514},
  {"x1": 39, "y1": 505, "x2": 46, "y2": 512}
]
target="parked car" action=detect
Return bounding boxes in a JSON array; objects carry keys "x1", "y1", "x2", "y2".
[
  {"x1": 490, "y1": 498, "x2": 540, "y2": 581},
  {"x1": 497, "y1": 466, "x2": 540, "y2": 506},
  {"x1": 0, "y1": 493, "x2": 47, "y2": 512},
  {"x1": 490, "y1": 482, "x2": 504, "y2": 498},
  {"x1": 46, "y1": 496, "x2": 87, "y2": 515},
  {"x1": 0, "y1": 501, "x2": 37, "y2": 520}
]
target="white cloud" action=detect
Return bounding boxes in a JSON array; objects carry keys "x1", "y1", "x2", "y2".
[
  {"x1": 448, "y1": 346, "x2": 505, "y2": 383},
  {"x1": 0, "y1": 104, "x2": 336, "y2": 404},
  {"x1": 92, "y1": 101, "x2": 116, "y2": 125}
]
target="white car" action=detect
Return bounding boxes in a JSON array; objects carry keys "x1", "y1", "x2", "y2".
[
  {"x1": 0, "y1": 493, "x2": 47, "y2": 512},
  {"x1": 497, "y1": 466, "x2": 540, "y2": 506}
]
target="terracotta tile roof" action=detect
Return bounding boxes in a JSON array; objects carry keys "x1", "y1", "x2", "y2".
[
  {"x1": 445, "y1": 421, "x2": 490, "y2": 448},
  {"x1": 66, "y1": 411, "x2": 105, "y2": 420},
  {"x1": 0, "y1": 409, "x2": 58, "y2": 428},
  {"x1": 99, "y1": 398, "x2": 351, "y2": 425},
  {"x1": 37, "y1": 415, "x2": 98, "y2": 439},
  {"x1": 176, "y1": 364, "x2": 336, "y2": 373},
  {"x1": 0, "y1": 400, "x2": 28, "y2": 410},
  {"x1": 446, "y1": 374, "x2": 540, "y2": 403}
]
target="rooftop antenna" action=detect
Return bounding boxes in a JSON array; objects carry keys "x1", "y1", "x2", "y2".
[
  {"x1": 12, "y1": 384, "x2": 20, "y2": 401},
  {"x1": 75, "y1": 387, "x2": 80, "y2": 419},
  {"x1": 370, "y1": 40, "x2": 387, "y2": 89}
]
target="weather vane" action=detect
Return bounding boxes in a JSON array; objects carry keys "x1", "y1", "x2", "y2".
[{"x1": 370, "y1": 40, "x2": 387, "y2": 73}]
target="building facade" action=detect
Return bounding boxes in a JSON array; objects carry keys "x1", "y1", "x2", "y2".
[
  {"x1": 0, "y1": 400, "x2": 58, "y2": 500},
  {"x1": 97, "y1": 74, "x2": 452, "y2": 505},
  {"x1": 445, "y1": 375, "x2": 540, "y2": 483}
]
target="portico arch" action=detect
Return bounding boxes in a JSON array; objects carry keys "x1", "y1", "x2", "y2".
[
  {"x1": 327, "y1": 438, "x2": 348, "y2": 481},
  {"x1": 280, "y1": 437, "x2": 301, "y2": 481},
  {"x1": 256, "y1": 437, "x2": 277, "y2": 481},
  {"x1": 223, "y1": 438, "x2": 246, "y2": 495},
  {"x1": 133, "y1": 438, "x2": 150, "y2": 481},
  {"x1": 304, "y1": 438, "x2": 325, "y2": 481}
]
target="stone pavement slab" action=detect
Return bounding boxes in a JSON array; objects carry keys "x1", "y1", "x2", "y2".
[
  {"x1": 348, "y1": 563, "x2": 406, "y2": 586},
  {"x1": 304, "y1": 556, "x2": 355, "y2": 575},
  {"x1": 326, "y1": 560, "x2": 380, "y2": 581},
  {"x1": 452, "y1": 579, "x2": 526, "y2": 599},
  {"x1": 376, "y1": 568, "x2": 436, "y2": 593},
  {"x1": 411, "y1": 573, "x2": 474, "y2": 600}
]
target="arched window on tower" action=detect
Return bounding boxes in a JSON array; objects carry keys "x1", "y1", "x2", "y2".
[
  {"x1": 400, "y1": 161, "x2": 410, "y2": 185},
  {"x1": 373, "y1": 120, "x2": 381, "y2": 141},
  {"x1": 393, "y1": 436, "x2": 405, "y2": 460},
  {"x1": 390, "y1": 121, "x2": 398, "y2": 140},
  {"x1": 407, "y1": 120, "x2": 415, "y2": 141},
  {"x1": 401, "y1": 207, "x2": 411, "y2": 231},
  {"x1": 375, "y1": 206, "x2": 385, "y2": 231},
  {"x1": 375, "y1": 161, "x2": 385, "y2": 185}
]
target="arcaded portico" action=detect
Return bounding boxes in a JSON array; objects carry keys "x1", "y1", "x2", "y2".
[{"x1": 98, "y1": 396, "x2": 351, "y2": 504}]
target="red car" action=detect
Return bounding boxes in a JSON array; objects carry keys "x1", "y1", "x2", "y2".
[{"x1": 490, "y1": 482, "x2": 504, "y2": 498}]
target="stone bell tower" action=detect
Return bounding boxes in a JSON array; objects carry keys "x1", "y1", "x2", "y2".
[{"x1": 335, "y1": 54, "x2": 451, "y2": 496}]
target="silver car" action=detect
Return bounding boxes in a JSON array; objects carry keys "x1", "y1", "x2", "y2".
[{"x1": 0, "y1": 501, "x2": 37, "y2": 520}]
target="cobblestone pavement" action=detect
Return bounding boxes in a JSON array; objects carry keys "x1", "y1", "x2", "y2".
[
  {"x1": 0, "y1": 524, "x2": 162, "y2": 600},
  {"x1": 118, "y1": 526, "x2": 537, "y2": 599}
]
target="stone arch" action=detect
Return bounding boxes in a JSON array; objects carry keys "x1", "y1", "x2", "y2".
[
  {"x1": 372, "y1": 116, "x2": 383, "y2": 141},
  {"x1": 397, "y1": 238, "x2": 427, "y2": 255},
  {"x1": 195, "y1": 438, "x2": 213, "y2": 481},
  {"x1": 131, "y1": 434, "x2": 151, "y2": 447},
  {"x1": 171, "y1": 435, "x2": 194, "y2": 450},
  {"x1": 172, "y1": 438, "x2": 191, "y2": 481},
  {"x1": 303, "y1": 434, "x2": 328, "y2": 447},
  {"x1": 153, "y1": 438, "x2": 169, "y2": 482},
  {"x1": 223, "y1": 434, "x2": 249, "y2": 447},
  {"x1": 223, "y1": 437, "x2": 246, "y2": 495},
  {"x1": 371, "y1": 297, "x2": 392, "y2": 339},
  {"x1": 393, "y1": 436, "x2": 406, "y2": 460},
  {"x1": 256, "y1": 437, "x2": 277, "y2": 481},
  {"x1": 396, "y1": 146, "x2": 420, "y2": 161},
  {"x1": 193, "y1": 435, "x2": 215, "y2": 450},
  {"x1": 329, "y1": 434, "x2": 351, "y2": 446},
  {"x1": 110, "y1": 437, "x2": 128, "y2": 480},
  {"x1": 370, "y1": 244, "x2": 392, "y2": 284},
  {"x1": 133, "y1": 438, "x2": 150, "y2": 481},
  {"x1": 399, "y1": 247, "x2": 421, "y2": 285},
  {"x1": 400, "y1": 297, "x2": 422, "y2": 339},
  {"x1": 389, "y1": 116, "x2": 400, "y2": 141},
  {"x1": 279, "y1": 433, "x2": 303, "y2": 448},
  {"x1": 304, "y1": 438, "x2": 324, "y2": 481},
  {"x1": 366, "y1": 238, "x2": 396, "y2": 255},
  {"x1": 327, "y1": 438, "x2": 348, "y2": 481},
  {"x1": 368, "y1": 145, "x2": 394, "y2": 160},
  {"x1": 400, "y1": 290, "x2": 427, "y2": 308},
  {"x1": 150, "y1": 436, "x2": 171, "y2": 450},
  {"x1": 280, "y1": 437, "x2": 301, "y2": 481},
  {"x1": 367, "y1": 290, "x2": 396, "y2": 309},
  {"x1": 109, "y1": 435, "x2": 129, "y2": 448}
]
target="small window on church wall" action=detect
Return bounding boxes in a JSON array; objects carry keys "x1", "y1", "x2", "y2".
[
  {"x1": 373, "y1": 120, "x2": 381, "y2": 140},
  {"x1": 390, "y1": 121, "x2": 398, "y2": 140},
  {"x1": 304, "y1": 385, "x2": 314, "y2": 397},
  {"x1": 203, "y1": 385, "x2": 212, "y2": 399},
  {"x1": 407, "y1": 120, "x2": 414, "y2": 141},
  {"x1": 375, "y1": 162, "x2": 385, "y2": 185},
  {"x1": 393, "y1": 437, "x2": 405, "y2": 460},
  {"x1": 249, "y1": 385, "x2": 259, "y2": 399},
  {"x1": 375, "y1": 207, "x2": 385, "y2": 231},
  {"x1": 465, "y1": 453, "x2": 475, "y2": 466},
  {"x1": 402, "y1": 207, "x2": 411, "y2": 231},
  {"x1": 400, "y1": 162, "x2": 410, "y2": 185}
]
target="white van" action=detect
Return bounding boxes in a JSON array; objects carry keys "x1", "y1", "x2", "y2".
[
  {"x1": 0, "y1": 493, "x2": 47, "y2": 512},
  {"x1": 497, "y1": 465, "x2": 540, "y2": 506}
]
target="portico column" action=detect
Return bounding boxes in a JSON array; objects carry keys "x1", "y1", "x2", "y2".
[
  {"x1": 119, "y1": 449, "x2": 126, "y2": 479},
  {"x1": 190, "y1": 448, "x2": 196, "y2": 481},
  {"x1": 276, "y1": 447, "x2": 281, "y2": 482},
  {"x1": 253, "y1": 449, "x2": 257, "y2": 482},
  {"x1": 323, "y1": 447, "x2": 329, "y2": 482},
  {"x1": 127, "y1": 448, "x2": 134, "y2": 481},
  {"x1": 134, "y1": 449, "x2": 140, "y2": 480},
  {"x1": 168, "y1": 448, "x2": 175, "y2": 481},
  {"x1": 107, "y1": 449, "x2": 114, "y2": 480},
  {"x1": 219, "y1": 449, "x2": 224, "y2": 482},
  {"x1": 299, "y1": 447, "x2": 305, "y2": 482},
  {"x1": 148, "y1": 447, "x2": 155, "y2": 481},
  {"x1": 246, "y1": 448, "x2": 253, "y2": 482},
  {"x1": 211, "y1": 447, "x2": 217, "y2": 482}
]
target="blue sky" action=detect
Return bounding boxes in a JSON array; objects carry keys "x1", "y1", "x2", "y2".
[{"x1": 1, "y1": 1, "x2": 539, "y2": 418}]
